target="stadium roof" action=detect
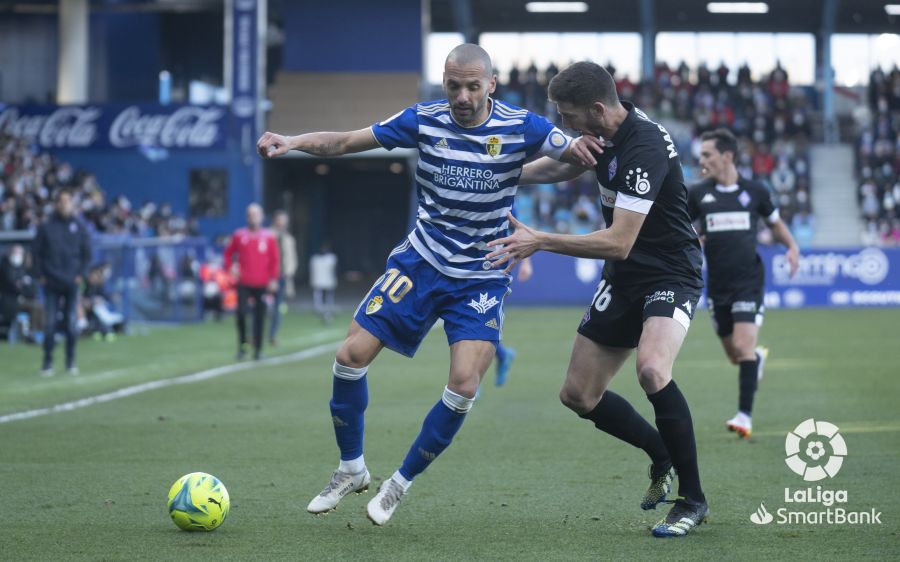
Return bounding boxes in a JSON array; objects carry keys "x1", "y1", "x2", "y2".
[
  {"x1": 431, "y1": 0, "x2": 900, "y2": 34},
  {"x1": 1, "y1": 0, "x2": 898, "y2": 33}
]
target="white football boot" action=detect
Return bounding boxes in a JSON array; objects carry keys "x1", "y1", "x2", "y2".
[
  {"x1": 366, "y1": 476, "x2": 408, "y2": 526},
  {"x1": 726, "y1": 411, "x2": 752, "y2": 439},
  {"x1": 307, "y1": 469, "x2": 371, "y2": 514}
]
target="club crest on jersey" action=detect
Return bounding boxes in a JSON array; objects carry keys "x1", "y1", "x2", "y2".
[
  {"x1": 486, "y1": 136, "x2": 502, "y2": 158},
  {"x1": 738, "y1": 190, "x2": 751, "y2": 208},
  {"x1": 608, "y1": 156, "x2": 618, "y2": 181},
  {"x1": 365, "y1": 295, "x2": 383, "y2": 315}
]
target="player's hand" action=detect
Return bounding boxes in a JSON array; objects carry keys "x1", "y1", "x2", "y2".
[
  {"x1": 517, "y1": 256, "x2": 533, "y2": 282},
  {"x1": 785, "y1": 245, "x2": 800, "y2": 278},
  {"x1": 567, "y1": 135, "x2": 605, "y2": 167},
  {"x1": 267, "y1": 280, "x2": 279, "y2": 293},
  {"x1": 485, "y1": 214, "x2": 542, "y2": 274},
  {"x1": 257, "y1": 132, "x2": 292, "y2": 158}
]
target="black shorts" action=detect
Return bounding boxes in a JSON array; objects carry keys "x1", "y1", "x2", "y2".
[
  {"x1": 706, "y1": 288, "x2": 765, "y2": 338},
  {"x1": 577, "y1": 276, "x2": 701, "y2": 349}
]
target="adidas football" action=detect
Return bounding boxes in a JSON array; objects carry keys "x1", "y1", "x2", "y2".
[{"x1": 166, "y1": 472, "x2": 230, "y2": 531}]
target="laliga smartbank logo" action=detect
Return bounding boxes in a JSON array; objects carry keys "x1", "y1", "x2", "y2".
[
  {"x1": 750, "y1": 419, "x2": 882, "y2": 526},
  {"x1": 785, "y1": 418, "x2": 846, "y2": 481}
]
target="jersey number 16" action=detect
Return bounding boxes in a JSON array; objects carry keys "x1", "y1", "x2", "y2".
[{"x1": 592, "y1": 279, "x2": 612, "y2": 312}]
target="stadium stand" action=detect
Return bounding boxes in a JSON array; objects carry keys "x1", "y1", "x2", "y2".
[
  {"x1": 856, "y1": 66, "x2": 900, "y2": 246},
  {"x1": 1, "y1": 132, "x2": 196, "y2": 236},
  {"x1": 495, "y1": 61, "x2": 814, "y2": 244}
]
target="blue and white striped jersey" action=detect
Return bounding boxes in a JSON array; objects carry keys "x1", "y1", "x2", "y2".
[{"x1": 371, "y1": 98, "x2": 571, "y2": 279}]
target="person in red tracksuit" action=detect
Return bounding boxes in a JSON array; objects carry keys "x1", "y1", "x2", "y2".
[{"x1": 224, "y1": 203, "x2": 280, "y2": 360}]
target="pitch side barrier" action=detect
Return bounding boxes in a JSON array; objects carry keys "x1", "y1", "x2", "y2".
[
  {"x1": 1, "y1": 233, "x2": 212, "y2": 323},
  {"x1": 504, "y1": 246, "x2": 900, "y2": 308}
]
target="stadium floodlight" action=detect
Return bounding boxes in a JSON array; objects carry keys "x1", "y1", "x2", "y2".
[
  {"x1": 706, "y1": 2, "x2": 769, "y2": 14},
  {"x1": 525, "y1": 2, "x2": 589, "y2": 13},
  {"x1": 886, "y1": 4, "x2": 900, "y2": 16}
]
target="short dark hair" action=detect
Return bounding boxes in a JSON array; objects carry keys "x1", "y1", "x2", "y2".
[
  {"x1": 548, "y1": 61, "x2": 618, "y2": 108},
  {"x1": 700, "y1": 128, "x2": 738, "y2": 157}
]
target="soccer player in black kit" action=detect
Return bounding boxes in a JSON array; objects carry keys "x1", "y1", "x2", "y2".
[
  {"x1": 488, "y1": 61, "x2": 708, "y2": 537},
  {"x1": 688, "y1": 128, "x2": 799, "y2": 439}
]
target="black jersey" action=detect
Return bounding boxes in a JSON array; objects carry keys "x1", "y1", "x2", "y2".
[
  {"x1": 592, "y1": 102, "x2": 703, "y2": 289},
  {"x1": 687, "y1": 178, "x2": 778, "y2": 301}
]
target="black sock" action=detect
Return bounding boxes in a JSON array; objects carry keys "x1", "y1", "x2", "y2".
[
  {"x1": 580, "y1": 391, "x2": 670, "y2": 467},
  {"x1": 647, "y1": 380, "x2": 705, "y2": 504},
  {"x1": 738, "y1": 360, "x2": 759, "y2": 415}
]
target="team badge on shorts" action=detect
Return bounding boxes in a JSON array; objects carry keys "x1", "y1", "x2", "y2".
[
  {"x1": 366, "y1": 295, "x2": 383, "y2": 315},
  {"x1": 486, "y1": 136, "x2": 502, "y2": 157}
]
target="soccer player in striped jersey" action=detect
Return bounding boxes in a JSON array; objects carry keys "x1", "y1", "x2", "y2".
[{"x1": 257, "y1": 44, "x2": 601, "y2": 525}]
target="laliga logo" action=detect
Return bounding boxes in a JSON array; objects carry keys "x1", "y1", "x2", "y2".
[{"x1": 785, "y1": 418, "x2": 847, "y2": 482}]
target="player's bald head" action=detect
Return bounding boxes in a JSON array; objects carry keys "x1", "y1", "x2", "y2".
[{"x1": 445, "y1": 43, "x2": 493, "y2": 77}]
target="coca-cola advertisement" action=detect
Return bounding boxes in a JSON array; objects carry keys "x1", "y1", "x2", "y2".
[{"x1": 0, "y1": 103, "x2": 227, "y2": 150}]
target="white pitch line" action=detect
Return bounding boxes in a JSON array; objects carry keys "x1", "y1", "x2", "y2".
[{"x1": 0, "y1": 340, "x2": 341, "y2": 425}]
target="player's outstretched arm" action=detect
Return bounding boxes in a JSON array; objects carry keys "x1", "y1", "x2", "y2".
[
  {"x1": 257, "y1": 128, "x2": 379, "y2": 158},
  {"x1": 486, "y1": 208, "x2": 645, "y2": 272}
]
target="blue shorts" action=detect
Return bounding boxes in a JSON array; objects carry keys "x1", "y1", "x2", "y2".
[{"x1": 354, "y1": 242, "x2": 511, "y2": 357}]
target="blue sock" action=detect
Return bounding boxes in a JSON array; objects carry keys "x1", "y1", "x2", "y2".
[
  {"x1": 329, "y1": 362, "x2": 368, "y2": 461},
  {"x1": 398, "y1": 387, "x2": 474, "y2": 481}
]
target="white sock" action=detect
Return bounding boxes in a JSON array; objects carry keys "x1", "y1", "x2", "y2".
[
  {"x1": 339, "y1": 455, "x2": 365, "y2": 474},
  {"x1": 391, "y1": 470, "x2": 413, "y2": 492}
]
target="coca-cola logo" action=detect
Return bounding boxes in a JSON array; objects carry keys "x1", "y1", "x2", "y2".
[
  {"x1": 0, "y1": 105, "x2": 225, "y2": 149},
  {"x1": 0, "y1": 106, "x2": 100, "y2": 147},
  {"x1": 109, "y1": 106, "x2": 223, "y2": 148}
]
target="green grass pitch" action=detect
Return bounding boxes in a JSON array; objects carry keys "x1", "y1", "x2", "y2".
[{"x1": 0, "y1": 308, "x2": 898, "y2": 560}]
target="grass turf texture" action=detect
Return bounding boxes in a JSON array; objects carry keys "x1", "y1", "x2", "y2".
[{"x1": 0, "y1": 308, "x2": 898, "y2": 560}]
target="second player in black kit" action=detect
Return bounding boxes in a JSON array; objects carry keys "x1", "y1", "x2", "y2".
[
  {"x1": 688, "y1": 173, "x2": 775, "y2": 330},
  {"x1": 488, "y1": 62, "x2": 708, "y2": 538},
  {"x1": 688, "y1": 128, "x2": 799, "y2": 439}
]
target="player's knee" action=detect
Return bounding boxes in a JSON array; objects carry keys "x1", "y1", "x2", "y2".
[
  {"x1": 558, "y1": 385, "x2": 595, "y2": 415},
  {"x1": 447, "y1": 377, "x2": 479, "y2": 399},
  {"x1": 335, "y1": 342, "x2": 370, "y2": 370},
  {"x1": 637, "y1": 364, "x2": 670, "y2": 393}
]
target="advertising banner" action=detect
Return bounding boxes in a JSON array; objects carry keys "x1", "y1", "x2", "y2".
[
  {"x1": 505, "y1": 247, "x2": 900, "y2": 308},
  {"x1": 0, "y1": 104, "x2": 227, "y2": 150}
]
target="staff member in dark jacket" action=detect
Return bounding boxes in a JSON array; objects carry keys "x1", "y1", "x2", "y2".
[{"x1": 33, "y1": 189, "x2": 91, "y2": 376}]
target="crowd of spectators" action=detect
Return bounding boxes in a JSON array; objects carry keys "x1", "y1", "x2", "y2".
[
  {"x1": 856, "y1": 67, "x2": 900, "y2": 247},
  {"x1": 0, "y1": 133, "x2": 196, "y2": 237},
  {"x1": 0, "y1": 132, "x2": 197, "y2": 344},
  {"x1": 495, "y1": 60, "x2": 814, "y2": 245}
]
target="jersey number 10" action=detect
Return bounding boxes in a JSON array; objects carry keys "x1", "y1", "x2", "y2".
[{"x1": 378, "y1": 268, "x2": 414, "y2": 303}]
